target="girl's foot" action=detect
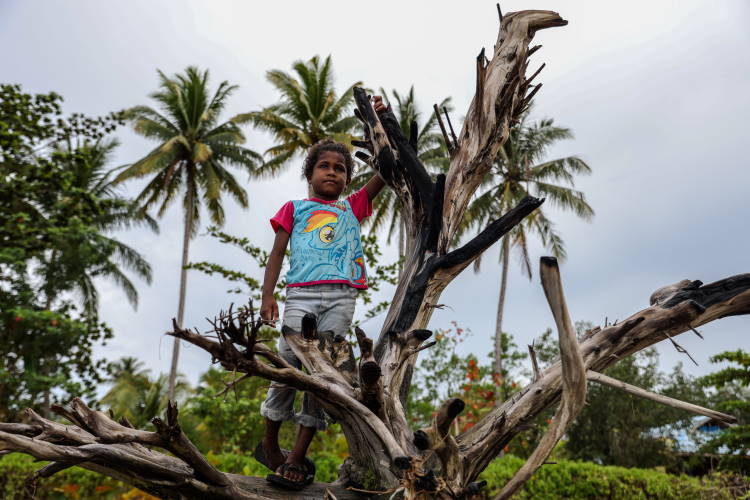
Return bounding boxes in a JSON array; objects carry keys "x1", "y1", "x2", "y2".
[
  {"x1": 261, "y1": 440, "x2": 287, "y2": 473},
  {"x1": 275, "y1": 458, "x2": 307, "y2": 483}
]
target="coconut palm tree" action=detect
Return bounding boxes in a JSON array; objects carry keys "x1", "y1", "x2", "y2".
[
  {"x1": 461, "y1": 104, "x2": 594, "y2": 404},
  {"x1": 116, "y1": 67, "x2": 263, "y2": 401},
  {"x1": 234, "y1": 55, "x2": 361, "y2": 189},
  {"x1": 43, "y1": 138, "x2": 156, "y2": 316},
  {"x1": 101, "y1": 357, "x2": 190, "y2": 430},
  {"x1": 349, "y1": 87, "x2": 452, "y2": 271}
]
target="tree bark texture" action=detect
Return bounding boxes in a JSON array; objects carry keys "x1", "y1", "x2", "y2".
[
  {"x1": 2, "y1": 8, "x2": 748, "y2": 500},
  {"x1": 398, "y1": 217, "x2": 405, "y2": 279}
]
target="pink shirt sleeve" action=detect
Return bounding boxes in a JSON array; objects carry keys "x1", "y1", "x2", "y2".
[
  {"x1": 270, "y1": 201, "x2": 294, "y2": 234},
  {"x1": 347, "y1": 187, "x2": 373, "y2": 223}
]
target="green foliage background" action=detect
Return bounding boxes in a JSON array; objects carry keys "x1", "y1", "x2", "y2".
[{"x1": 2, "y1": 453, "x2": 745, "y2": 500}]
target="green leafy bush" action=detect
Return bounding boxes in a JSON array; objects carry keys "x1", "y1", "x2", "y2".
[
  {"x1": 480, "y1": 455, "x2": 747, "y2": 499},
  {"x1": 3, "y1": 453, "x2": 745, "y2": 499},
  {"x1": 0, "y1": 450, "x2": 341, "y2": 498}
]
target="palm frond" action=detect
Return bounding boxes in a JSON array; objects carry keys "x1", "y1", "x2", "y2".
[
  {"x1": 116, "y1": 150, "x2": 175, "y2": 183},
  {"x1": 207, "y1": 159, "x2": 249, "y2": 209},
  {"x1": 211, "y1": 144, "x2": 264, "y2": 174},
  {"x1": 534, "y1": 182, "x2": 594, "y2": 221},
  {"x1": 251, "y1": 146, "x2": 300, "y2": 180},
  {"x1": 461, "y1": 104, "x2": 593, "y2": 278},
  {"x1": 102, "y1": 237, "x2": 153, "y2": 285},
  {"x1": 74, "y1": 273, "x2": 100, "y2": 319}
]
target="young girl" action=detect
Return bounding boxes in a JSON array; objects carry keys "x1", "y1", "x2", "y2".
[{"x1": 257, "y1": 98, "x2": 387, "y2": 490}]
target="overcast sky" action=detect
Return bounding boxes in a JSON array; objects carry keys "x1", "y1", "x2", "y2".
[{"x1": 2, "y1": 0, "x2": 749, "y2": 390}]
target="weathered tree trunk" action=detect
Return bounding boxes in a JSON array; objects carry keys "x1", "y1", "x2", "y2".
[
  {"x1": 168, "y1": 166, "x2": 194, "y2": 403},
  {"x1": 2, "y1": 7, "x2": 748, "y2": 500}
]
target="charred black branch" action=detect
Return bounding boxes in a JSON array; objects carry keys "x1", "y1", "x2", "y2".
[
  {"x1": 302, "y1": 313, "x2": 318, "y2": 340},
  {"x1": 352, "y1": 86, "x2": 401, "y2": 189},
  {"x1": 443, "y1": 107, "x2": 459, "y2": 149},
  {"x1": 433, "y1": 103, "x2": 454, "y2": 152},
  {"x1": 354, "y1": 151, "x2": 372, "y2": 165},
  {"x1": 352, "y1": 87, "x2": 380, "y2": 132},
  {"x1": 661, "y1": 274, "x2": 750, "y2": 314},
  {"x1": 439, "y1": 196, "x2": 544, "y2": 270},
  {"x1": 351, "y1": 139, "x2": 374, "y2": 153},
  {"x1": 408, "y1": 120, "x2": 418, "y2": 154},
  {"x1": 381, "y1": 196, "x2": 544, "y2": 346},
  {"x1": 426, "y1": 174, "x2": 446, "y2": 252},
  {"x1": 379, "y1": 112, "x2": 435, "y2": 208},
  {"x1": 468, "y1": 479, "x2": 488, "y2": 496}
]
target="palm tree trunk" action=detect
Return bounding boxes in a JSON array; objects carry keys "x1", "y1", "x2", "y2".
[
  {"x1": 44, "y1": 249, "x2": 58, "y2": 311},
  {"x1": 495, "y1": 235, "x2": 510, "y2": 408},
  {"x1": 168, "y1": 168, "x2": 193, "y2": 403},
  {"x1": 42, "y1": 249, "x2": 58, "y2": 418}
]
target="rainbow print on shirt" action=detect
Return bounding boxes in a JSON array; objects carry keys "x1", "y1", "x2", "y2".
[
  {"x1": 285, "y1": 198, "x2": 369, "y2": 289},
  {"x1": 301, "y1": 210, "x2": 338, "y2": 233}
]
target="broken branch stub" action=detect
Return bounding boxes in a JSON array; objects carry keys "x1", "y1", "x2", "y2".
[{"x1": 413, "y1": 398, "x2": 466, "y2": 495}]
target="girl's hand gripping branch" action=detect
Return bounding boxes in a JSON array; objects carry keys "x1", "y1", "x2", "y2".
[{"x1": 372, "y1": 95, "x2": 387, "y2": 116}]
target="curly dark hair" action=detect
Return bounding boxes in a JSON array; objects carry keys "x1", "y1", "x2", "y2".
[{"x1": 301, "y1": 138, "x2": 355, "y2": 181}]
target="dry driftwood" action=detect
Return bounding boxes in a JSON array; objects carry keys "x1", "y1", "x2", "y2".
[{"x1": 1, "y1": 6, "x2": 748, "y2": 500}]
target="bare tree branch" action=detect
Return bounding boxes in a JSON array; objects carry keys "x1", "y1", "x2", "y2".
[
  {"x1": 492, "y1": 257, "x2": 586, "y2": 500},
  {"x1": 586, "y1": 370, "x2": 737, "y2": 424}
]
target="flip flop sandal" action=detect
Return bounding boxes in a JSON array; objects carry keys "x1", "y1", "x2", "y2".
[
  {"x1": 254, "y1": 442, "x2": 316, "y2": 477},
  {"x1": 266, "y1": 463, "x2": 313, "y2": 490}
]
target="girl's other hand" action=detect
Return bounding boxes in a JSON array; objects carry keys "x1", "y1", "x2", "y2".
[
  {"x1": 260, "y1": 296, "x2": 279, "y2": 327},
  {"x1": 373, "y1": 96, "x2": 387, "y2": 116}
]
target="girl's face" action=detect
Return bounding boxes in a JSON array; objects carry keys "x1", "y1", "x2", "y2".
[{"x1": 309, "y1": 151, "x2": 350, "y2": 200}]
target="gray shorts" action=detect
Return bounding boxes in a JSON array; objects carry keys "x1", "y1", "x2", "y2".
[{"x1": 260, "y1": 283, "x2": 357, "y2": 431}]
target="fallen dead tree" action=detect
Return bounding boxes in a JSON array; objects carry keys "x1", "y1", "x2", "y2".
[{"x1": 2, "y1": 6, "x2": 749, "y2": 500}]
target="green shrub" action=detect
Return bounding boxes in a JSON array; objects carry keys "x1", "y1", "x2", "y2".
[
  {"x1": 2, "y1": 452, "x2": 745, "y2": 499},
  {"x1": 0, "y1": 453, "x2": 138, "y2": 499},
  {"x1": 480, "y1": 455, "x2": 746, "y2": 499},
  {"x1": 0, "y1": 450, "x2": 340, "y2": 498}
]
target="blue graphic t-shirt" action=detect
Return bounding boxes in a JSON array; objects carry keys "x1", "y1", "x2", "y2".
[{"x1": 270, "y1": 188, "x2": 372, "y2": 289}]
